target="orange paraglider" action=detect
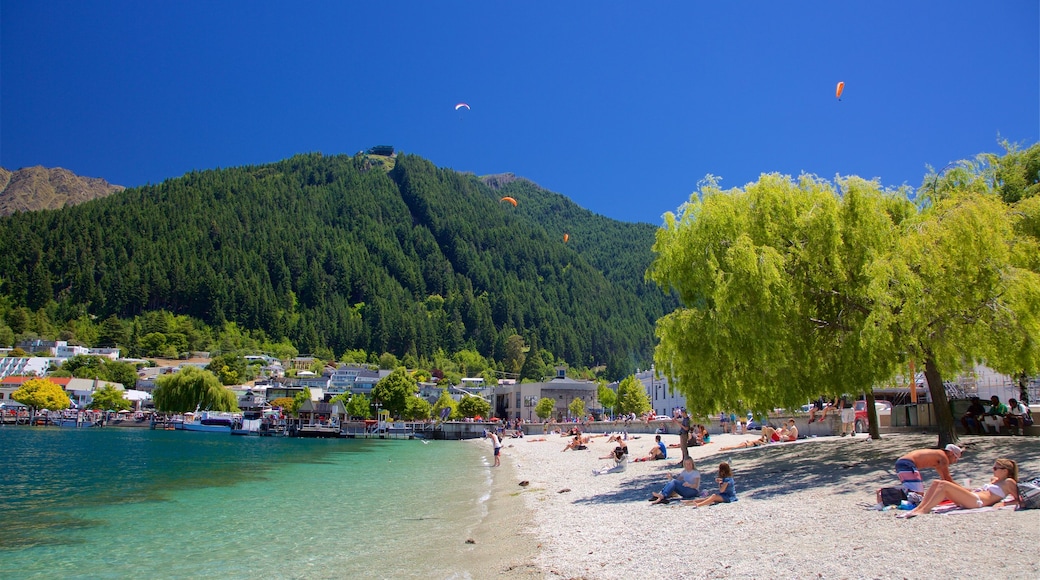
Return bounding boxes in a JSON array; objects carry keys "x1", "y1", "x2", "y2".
[
  {"x1": 500, "y1": 196, "x2": 517, "y2": 207},
  {"x1": 563, "y1": 233, "x2": 569, "y2": 243},
  {"x1": 835, "y1": 81, "x2": 845, "y2": 100}
]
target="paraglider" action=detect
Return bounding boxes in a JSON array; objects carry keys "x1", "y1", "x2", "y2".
[
  {"x1": 563, "y1": 233, "x2": 569, "y2": 243},
  {"x1": 455, "y1": 103, "x2": 470, "y2": 110},
  {"x1": 835, "y1": 81, "x2": 845, "y2": 100},
  {"x1": 500, "y1": 196, "x2": 517, "y2": 207}
]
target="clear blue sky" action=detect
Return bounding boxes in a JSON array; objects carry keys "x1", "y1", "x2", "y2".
[{"x1": 2, "y1": 1, "x2": 1037, "y2": 224}]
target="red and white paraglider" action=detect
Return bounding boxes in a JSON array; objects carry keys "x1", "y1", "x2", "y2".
[
  {"x1": 455, "y1": 103, "x2": 470, "y2": 111},
  {"x1": 835, "y1": 81, "x2": 845, "y2": 101}
]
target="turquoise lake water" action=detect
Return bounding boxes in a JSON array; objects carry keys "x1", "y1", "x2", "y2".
[{"x1": 0, "y1": 427, "x2": 493, "y2": 579}]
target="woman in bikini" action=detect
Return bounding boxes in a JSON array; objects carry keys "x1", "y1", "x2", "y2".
[{"x1": 899, "y1": 458, "x2": 1019, "y2": 518}]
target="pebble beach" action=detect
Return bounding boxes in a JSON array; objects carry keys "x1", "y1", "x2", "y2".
[{"x1": 474, "y1": 430, "x2": 1040, "y2": 579}]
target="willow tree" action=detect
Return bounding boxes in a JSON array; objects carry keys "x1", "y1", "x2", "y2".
[
  {"x1": 152, "y1": 366, "x2": 238, "y2": 412},
  {"x1": 873, "y1": 186, "x2": 1040, "y2": 445},
  {"x1": 648, "y1": 174, "x2": 907, "y2": 430},
  {"x1": 651, "y1": 161, "x2": 1040, "y2": 447}
]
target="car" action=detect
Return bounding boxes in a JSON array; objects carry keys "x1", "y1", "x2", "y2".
[{"x1": 853, "y1": 400, "x2": 893, "y2": 432}]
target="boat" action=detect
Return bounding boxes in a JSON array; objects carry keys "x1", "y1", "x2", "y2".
[
  {"x1": 179, "y1": 410, "x2": 241, "y2": 433},
  {"x1": 55, "y1": 410, "x2": 102, "y2": 428}
]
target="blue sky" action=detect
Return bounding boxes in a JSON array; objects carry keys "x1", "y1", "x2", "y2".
[{"x1": 2, "y1": 1, "x2": 1037, "y2": 224}]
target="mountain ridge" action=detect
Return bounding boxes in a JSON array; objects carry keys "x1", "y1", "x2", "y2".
[
  {"x1": 0, "y1": 152, "x2": 674, "y2": 378},
  {"x1": 0, "y1": 166, "x2": 124, "y2": 216}
]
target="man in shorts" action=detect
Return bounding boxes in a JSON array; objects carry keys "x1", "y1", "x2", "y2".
[
  {"x1": 894, "y1": 444, "x2": 962, "y2": 496},
  {"x1": 489, "y1": 431, "x2": 502, "y2": 467}
]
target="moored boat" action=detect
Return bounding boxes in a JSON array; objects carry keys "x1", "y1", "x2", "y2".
[{"x1": 179, "y1": 411, "x2": 240, "y2": 433}]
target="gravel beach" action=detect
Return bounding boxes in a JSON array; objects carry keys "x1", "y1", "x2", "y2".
[{"x1": 476, "y1": 430, "x2": 1040, "y2": 579}]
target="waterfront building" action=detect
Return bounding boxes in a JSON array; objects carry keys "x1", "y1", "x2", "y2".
[{"x1": 492, "y1": 367, "x2": 597, "y2": 422}]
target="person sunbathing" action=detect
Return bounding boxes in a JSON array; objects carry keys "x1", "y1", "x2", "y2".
[
  {"x1": 719, "y1": 426, "x2": 784, "y2": 450},
  {"x1": 562, "y1": 434, "x2": 590, "y2": 451},
  {"x1": 899, "y1": 458, "x2": 1019, "y2": 518},
  {"x1": 593, "y1": 443, "x2": 629, "y2": 475}
]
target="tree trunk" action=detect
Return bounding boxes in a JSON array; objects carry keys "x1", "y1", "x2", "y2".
[
  {"x1": 1018, "y1": 372, "x2": 1030, "y2": 406},
  {"x1": 865, "y1": 389, "x2": 881, "y2": 440},
  {"x1": 923, "y1": 355, "x2": 958, "y2": 447}
]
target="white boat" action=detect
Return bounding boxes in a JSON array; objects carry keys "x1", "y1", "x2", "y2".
[{"x1": 179, "y1": 411, "x2": 240, "y2": 433}]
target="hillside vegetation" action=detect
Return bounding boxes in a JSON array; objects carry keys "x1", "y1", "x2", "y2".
[{"x1": 0, "y1": 152, "x2": 675, "y2": 378}]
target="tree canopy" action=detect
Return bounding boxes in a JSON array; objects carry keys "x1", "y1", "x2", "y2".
[
  {"x1": 88, "y1": 384, "x2": 132, "y2": 411},
  {"x1": 12, "y1": 378, "x2": 70, "y2": 412},
  {"x1": 371, "y1": 367, "x2": 418, "y2": 418},
  {"x1": 152, "y1": 366, "x2": 239, "y2": 413},
  {"x1": 649, "y1": 146, "x2": 1040, "y2": 446},
  {"x1": 457, "y1": 394, "x2": 491, "y2": 419},
  {"x1": 616, "y1": 375, "x2": 651, "y2": 416}
]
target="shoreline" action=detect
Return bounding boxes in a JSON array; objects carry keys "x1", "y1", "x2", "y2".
[
  {"x1": 461, "y1": 438, "x2": 543, "y2": 578},
  {"x1": 494, "y1": 430, "x2": 1040, "y2": 579}
]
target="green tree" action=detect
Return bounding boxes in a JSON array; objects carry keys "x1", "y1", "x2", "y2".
[
  {"x1": 104, "y1": 360, "x2": 139, "y2": 390},
  {"x1": 568, "y1": 397, "x2": 586, "y2": 419},
  {"x1": 502, "y1": 334, "x2": 527, "y2": 376},
  {"x1": 206, "y1": 354, "x2": 247, "y2": 386},
  {"x1": 874, "y1": 191, "x2": 1040, "y2": 445},
  {"x1": 371, "y1": 367, "x2": 417, "y2": 418},
  {"x1": 12, "y1": 378, "x2": 70, "y2": 414},
  {"x1": 88, "y1": 385, "x2": 132, "y2": 411},
  {"x1": 458, "y1": 394, "x2": 491, "y2": 419},
  {"x1": 290, "y1": 388, "x2": 311, "y2": 416},
  {"x1": 534, "y1": 397, "x2": 556, "y2": 421},
  {"x1": 346, "y1": 393, "x2": 371, "y2": 419},
  {"x1": 597, "y1": 381, "x2": 617, "y2": 417},
  {"x1": 404, "y1": 396, "x2": 432, "y2": 420},
  {"x1": 97, "y1": 315, "x2": 127, "y2": 347},
  {"x1": 152, "y1": 366, "x2": 238, "y2": 413},
  {"x1": 432, "y1": 388, "x2": 458, "y2": 421},
  {"x1": 378, "y1": 352, "x2": 400, "y2": 370},
  {"x1": 616, "y1": 375, "x2": 651, "y2": 416}
]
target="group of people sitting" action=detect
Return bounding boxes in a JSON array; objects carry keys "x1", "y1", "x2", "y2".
[
  {"x1": 717, "y1": 420, "x2": 799, "y2": 450},
  {"x1": 960, "y1": 395, "x2": 1033, "y2": 435},
  {"x1": 648, "y1": 458, "x2": 738, "y2": 507}
]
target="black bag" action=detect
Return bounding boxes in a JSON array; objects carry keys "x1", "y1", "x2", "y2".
[
  {"x1": 880, "y1": 487, "x2": 906, "y2": 506},
  {"x1": 1017, "y1": 479, "x2": 1040, "y2": 510}
]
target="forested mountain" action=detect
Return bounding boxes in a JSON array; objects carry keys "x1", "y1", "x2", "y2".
[
  {"x1": 0, "y1": 152, "x2": 675, "y2": 378},
  {"x1": 0, "y1": 166, "x2": 124, "y2": 216}
]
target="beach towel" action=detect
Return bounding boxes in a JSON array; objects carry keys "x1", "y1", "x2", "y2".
[{"x1": 931, "y1": 503, "x2": 1018, "y2": 515}]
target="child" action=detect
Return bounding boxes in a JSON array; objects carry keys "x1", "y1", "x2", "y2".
[{"x1": 684, "y1": 462, "x2": 737, "y2": 507}]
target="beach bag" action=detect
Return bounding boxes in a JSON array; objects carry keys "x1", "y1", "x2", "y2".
[
  {"x1": 880, "y1": 487, "x2": 906, "y2": 506},
  {"x1": 1016, "y1": 479, "x2": 1040, "y2": 510}
]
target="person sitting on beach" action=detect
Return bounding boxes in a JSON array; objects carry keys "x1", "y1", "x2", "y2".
[
  {"x1": 780, "y1": 419, "x2": 798, "y2": 441},
  {"x1": 981, "y1": 395, "x2": 1009, "y2": 434},
  {"x1": 1004, "y1": 399, "x2": 1032, "y2": 435},
  {"x1": 960, "y1": 396, "x2": 987, "y2": 435},
  {"x1": 684, "y1": 462, "x2": 737, "y2": 507},
  {"x1": 562, "y1": 435, "x2": 590, "y2": 451},
  {"x1": 633, "y1": 435, "x2": 667, "y2": 462},
  {"x1": 593, "y1": 442, "x2": 629, "y2": 475},
  {"x1": 899, "y1": 458, "x2": 1019, "y2": 518},
  {"x1": 650, "y1": 457, "x2": 701, "y2": 503},
  {"x1": 698, "y1": 424, "x2": 711, "y2": 444}
]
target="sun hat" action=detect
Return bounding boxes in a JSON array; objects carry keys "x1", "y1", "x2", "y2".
[{"x1": 944, "y1": 444, "x2": 962, "y2": 459}]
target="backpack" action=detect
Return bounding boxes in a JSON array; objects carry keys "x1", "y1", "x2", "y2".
[
  {"x1": 879, "y1": 487, "x2": 906, "y2": 506},
  {"x1": 1017, "y1": 478, "x2": 1040, "y2": 510}
]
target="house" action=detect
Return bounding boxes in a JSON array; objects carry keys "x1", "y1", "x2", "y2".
[
  {"x1": 297, "y1": 399, "x2": 347, "y2": 425},
  {"x1": 492, "y1": 367, "x2": 598, "y2": 421}
]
